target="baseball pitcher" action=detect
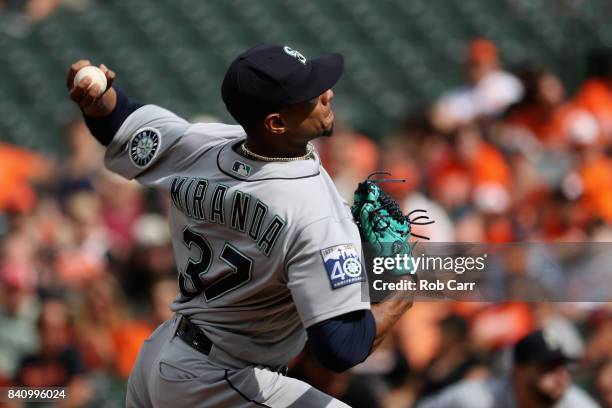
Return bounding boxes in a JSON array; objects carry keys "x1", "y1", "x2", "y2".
[{"x1": 67, "y1": 44, "x2": 414, "y2": 408}]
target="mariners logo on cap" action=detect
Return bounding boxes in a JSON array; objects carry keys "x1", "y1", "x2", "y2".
[
  {"x1": 283, "y1": 46, "x2": 307, "y2": 65},
  {"x1": 232, "y1": 161, "x2": 251, "y2": 177},
  {"x1": 129, "y1": 127, "x2": 160, "y2": 168}
]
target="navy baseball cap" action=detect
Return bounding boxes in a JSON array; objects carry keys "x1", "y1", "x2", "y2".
[
  {"x1": 513, "y1": 330, "x2": 572, "y2": 365},
  {"x1": 221, "y1": 44, "x2": 344, "y2": 125}
]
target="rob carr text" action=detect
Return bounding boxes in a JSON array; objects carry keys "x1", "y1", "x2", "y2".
[{"x1": 372, "y1": 278, "x2": 476, "y2": 291}]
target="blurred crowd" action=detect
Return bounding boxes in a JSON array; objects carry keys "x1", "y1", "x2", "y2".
[
  {"x1": 0, "y1": 119, "x2": 178, "y2": 406},
  {"x1": 0, "y1": 38, "x2": 611, "y2": 407},
  {"x1": 0, "y1": 0, "x2": 87, "y2": 37}
]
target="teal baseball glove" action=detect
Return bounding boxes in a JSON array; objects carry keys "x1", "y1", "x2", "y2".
[{"x1": 351, "y1": 172, "x2": 433, "y2": 275}]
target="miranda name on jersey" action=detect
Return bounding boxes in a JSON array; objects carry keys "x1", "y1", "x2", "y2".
[{"x1": 170, "y1": 176, "x2": 286, "y2": 256}]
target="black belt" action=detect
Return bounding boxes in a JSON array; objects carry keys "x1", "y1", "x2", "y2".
[
  {"x1": 174, "y1": 315, "x2": 288, "y2": 375},
  {"x1": 175, "y1": 315, "x2": 213, "y2": 355}
]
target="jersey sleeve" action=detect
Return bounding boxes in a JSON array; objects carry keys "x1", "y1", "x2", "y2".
[
  {"x1": 286, "y1": 216, "x2": 370, "y2": 328},
  {"x1": 104, "y1": 104, "x2": 244, "y2": 187}
]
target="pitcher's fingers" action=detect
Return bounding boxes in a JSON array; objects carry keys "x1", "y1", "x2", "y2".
[
  {"x1": 99, "y1": 64, "x2": 116, "y2": 89},
  {"x1": 79, "y1": 84, "x2": 101, "y2": 108},
  {"x1": 69, "y1": 77, "x2": 92, "y2": 102},
  {"x1": 66, "y1": 60, "x2": 91, "y2": 89}
]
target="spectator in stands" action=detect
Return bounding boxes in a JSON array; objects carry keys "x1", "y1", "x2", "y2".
[
  {"x1": 567, "y1": 138, "x2": 612, "y2": 223},
  {"x1": 0, "y1": 0, "x2": 61, "y2": 21},
  {"x1": 75, "y1": 275, "x2": 152, "y2": 379},
  {"x1": 0, "y1": 0, "x2": 64, "y2": 38},
  {"x1": 17, "y1": 295, "x2": 93, "y2": 405},
  {"x1": 471, "y1": 302, "x2": 533, "y2": 350},
  {"x1": 317, "y1": 126, "x2": 380, "y2": 202},
  {"x1": 0, "y1": 143, "x2": 48, "y2": 214},
  {"x1": 55, "y1": 119, "x2": 104, "y2": 203},
  {"x1": 417, "y1": 314, "x2": 489, "y2": 400},
  {"x1": 17, "y1": 296, "x2": 83, "y2": 386},
  {"x1": 431, "y1": 38, "x2": 523, "y2": 132},
  {"x1": 120, "y1": 213, "x2": 175, "y2": 304},
  {"x1": 453, "y1": 211, "x2": 486, "y2": 241},
  {"x1": 505, "y1": 69, "x2": 599, "y2": 147},
  {"x1": 455, "y1": 124, "x2": 512, "y2": 215},
  {"x1": 575, "y1": 50, "x2": 612, "y2": 141},
  {"x1": 596, "y1": 358, "x2": 612, "y2": 408},
  {"x1": 0, "y1": 260, "x2": 39, "y2": 381},
  {"x1": 428, "y1": 124, "x2": 512, "y2": 219},
  {"x1": 417, "y1": 329, "x2": 599, "y2": 408},
  {"x1": 149, "y1": 275, "x2": 178, "y2": 327},
  {"x1": 533, "y1": 303, "x2": 584, "y2": 360},
  {"x1": 95, "y1": 170, "x2": 144, "y2": 259},
  {"x1": 584, "y1": 310, "x2": 612, "y2": 365},
  {"x1": 54, "y1": 190, "x2": 109, "y2": 288}
]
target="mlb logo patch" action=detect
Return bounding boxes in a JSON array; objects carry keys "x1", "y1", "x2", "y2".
[
  {"x1": 232, "y1": 160, "x2": 251, "y2": 177},
  {"x1": 320, "y1": 244, "x2": 364, "y2": 290}
]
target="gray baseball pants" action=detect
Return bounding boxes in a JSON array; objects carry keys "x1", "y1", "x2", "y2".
[{"x1": 126, "y1": 315, "x2": 350, "y2": 408}]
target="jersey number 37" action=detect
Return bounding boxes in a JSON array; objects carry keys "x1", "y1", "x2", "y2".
[{"x1": 178, "y1": 227, "x2": 253, "y2": 301}]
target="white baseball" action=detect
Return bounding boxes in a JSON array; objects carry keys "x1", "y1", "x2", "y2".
[{"x1": 73, "y1": 66, "x2": 107, "y2": 98}]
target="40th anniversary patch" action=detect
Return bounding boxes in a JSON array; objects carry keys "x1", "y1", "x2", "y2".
[
  {"x1": 321, "y1": 244, "x2": 364, "y2": 290},
  {"x1": 129, "y1": 127, "x2": 160, "y2": 168}
]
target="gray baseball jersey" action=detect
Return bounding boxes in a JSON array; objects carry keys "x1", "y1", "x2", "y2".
[{"x1": 105, "y1": 105, "x2": 370, "y2": 369}]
